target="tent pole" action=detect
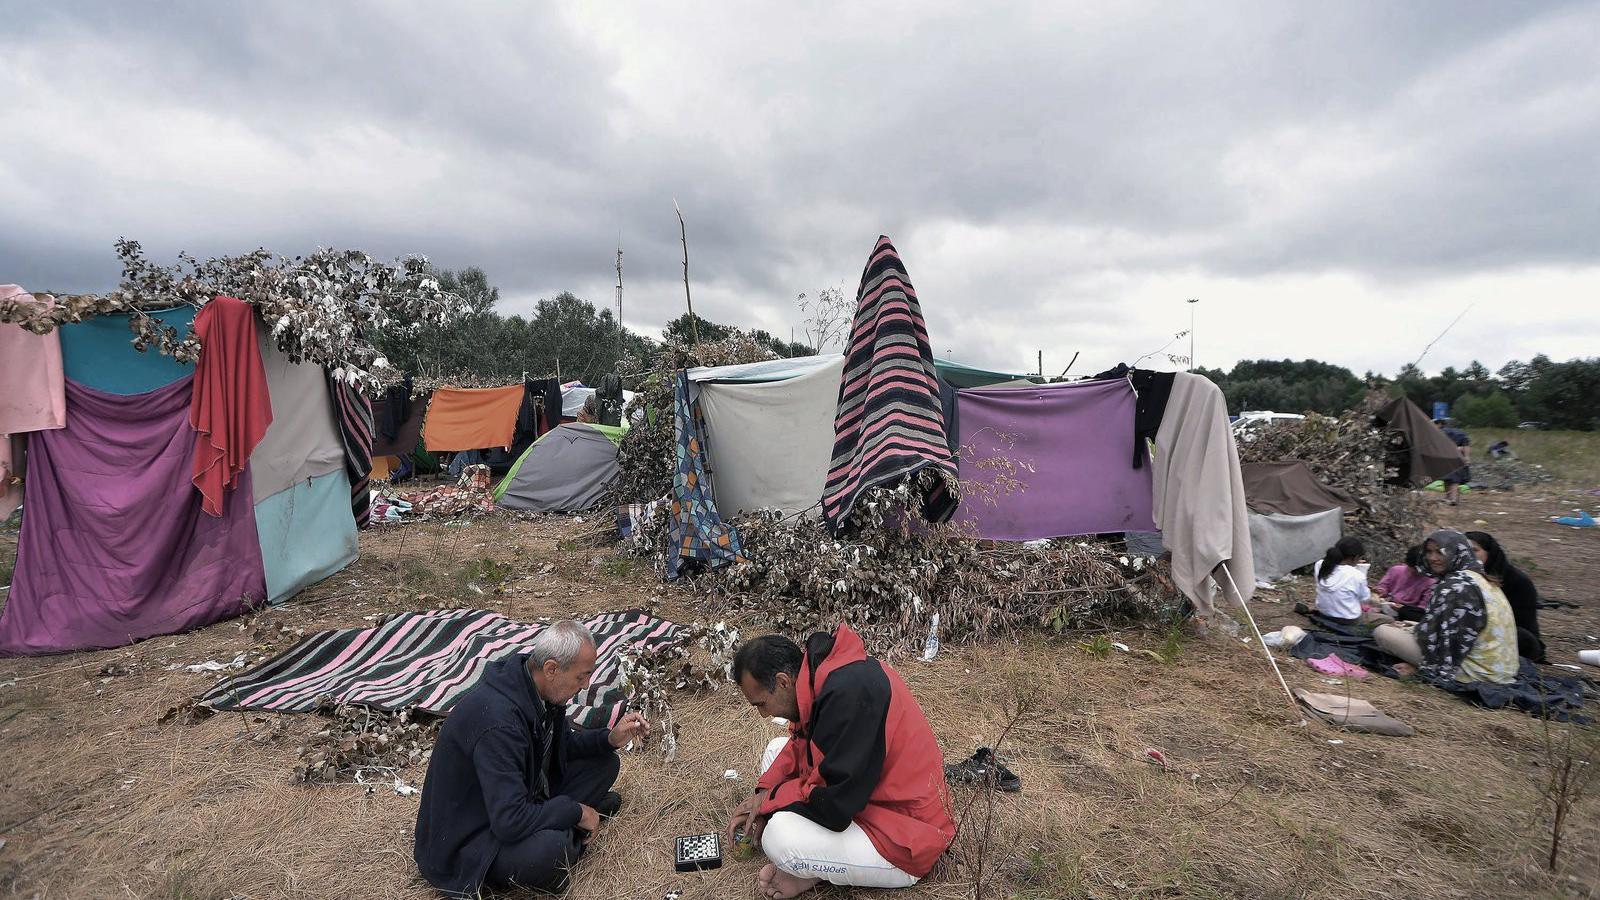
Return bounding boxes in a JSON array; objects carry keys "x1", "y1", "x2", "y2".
[{"x1": 1219, "y1": 566, "x2": 1305, "y2": 724}]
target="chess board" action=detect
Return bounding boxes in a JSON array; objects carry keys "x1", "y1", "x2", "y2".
[{"x1": 673, "y1": 832, "x2": 723, "y2": 872}]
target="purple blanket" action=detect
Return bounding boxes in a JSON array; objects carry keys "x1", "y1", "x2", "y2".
[
  {"x1": 954, "y1": 379, "x2": 1155, "y2": 540},
  {"x1": 0, "y1": 377, "x2": 266, "y2": 656}
]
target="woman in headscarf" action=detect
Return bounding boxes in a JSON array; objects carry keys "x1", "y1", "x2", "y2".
[
  {"x1": 1372, "y1": 529, "x2": 1519, "y2": 685},
  {"x1": 1465, "y1": 531, "x2": 1547, "y2": 663}
]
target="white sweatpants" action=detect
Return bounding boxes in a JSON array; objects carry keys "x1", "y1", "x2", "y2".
[{"x1": 756, "y1": 737, "x2": 920, "y2": 889}]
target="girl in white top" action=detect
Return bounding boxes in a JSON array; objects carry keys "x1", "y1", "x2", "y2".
[{"x1": 1313, "y1": 537, "x2": 1371, "y2": 623}]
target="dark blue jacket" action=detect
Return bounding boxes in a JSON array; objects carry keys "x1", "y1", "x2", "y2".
[{"x1": 413, "y1": 653, "x2": 613, "y2": 897}]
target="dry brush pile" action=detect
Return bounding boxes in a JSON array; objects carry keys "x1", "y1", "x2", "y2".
[{"x1": 1235, "y1": 391, "x2": 1429, "y2": 566}]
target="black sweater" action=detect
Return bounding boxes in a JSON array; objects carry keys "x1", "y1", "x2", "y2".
[{"x1": 413, "y1": 654, "x2": 612, "y2": 898}]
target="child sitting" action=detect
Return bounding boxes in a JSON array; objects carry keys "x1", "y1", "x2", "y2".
[
  {"x1": 1374, "y1": 544, "x2": 1436, "y2": 623},
  {"x1": 1309, "y1": 537, "x2": 1381, "y2": 625}
]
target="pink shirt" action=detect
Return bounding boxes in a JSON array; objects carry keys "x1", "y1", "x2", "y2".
[{"x1": 1377, "y1": 564, "x2": 1436, "y2": 609}]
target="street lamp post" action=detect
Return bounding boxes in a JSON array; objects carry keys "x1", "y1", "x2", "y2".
[{"x1": 1186, "y1": 298, "x2": 1199, "y2": 371}]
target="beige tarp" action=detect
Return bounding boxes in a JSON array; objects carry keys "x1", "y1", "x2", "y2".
[
  {"x1": 697, "y1": 356, "x2": 846, "y2": 518},
  {"x1": 250, "y1": 327, "x2": 344, "y2": 502}
]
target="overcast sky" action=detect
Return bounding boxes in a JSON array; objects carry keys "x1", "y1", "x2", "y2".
[{"x1": 3, "y1": 1, "x2": 1596, "y2": 377}]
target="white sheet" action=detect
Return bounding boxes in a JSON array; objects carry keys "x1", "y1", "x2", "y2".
[
  {"x1": 1249, "y1": 508, "x2": 1344, "y2": 581},
  {"x1": 697, "y1": 355, "x2": 846, "y2": 518}
]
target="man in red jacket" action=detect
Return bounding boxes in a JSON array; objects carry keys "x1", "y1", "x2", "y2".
[{"x1": 727, "y1": 625, "x2": 955, "y2": 898}]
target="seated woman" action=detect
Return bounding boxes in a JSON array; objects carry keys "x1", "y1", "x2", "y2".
[
  {"x1": 1305, "y1": 537, "x2": 1388, "y2": 625},
  {"x1": 1373, "y1": 530, "x2": 1519, "y2": 685},
  {"x1": 1465, "y1": 531, "x2": 1548, "y2": 663},
  {"x1": 1374, "y1": 544, "x2": 1435, "y2": 623}
]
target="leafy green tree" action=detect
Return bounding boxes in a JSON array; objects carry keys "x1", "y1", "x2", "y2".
[{"x1": 1454, "y1": 391, "x2": 1518, "y2": 428}]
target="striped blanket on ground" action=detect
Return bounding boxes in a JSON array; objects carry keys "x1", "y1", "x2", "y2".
[
  {"x1": 821, "y1": 235, "x2": 959, "y2": 533},
  {"x1": 200, "y1": 609, "x2": 684, "y2": 729},
  {"x1": 666, "y1": 372, "x2": 743, "y2": 579},
  {"x1": 325, "y1": 372, "x2": 374, "y2": 528}
]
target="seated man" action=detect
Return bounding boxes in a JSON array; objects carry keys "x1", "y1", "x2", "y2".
[
  {"x1": 414, "y1": 620, "x2": 648, "y2": 897},
  {"x1": 727, "y1": 625, "x2": 955, "y2": 899}
]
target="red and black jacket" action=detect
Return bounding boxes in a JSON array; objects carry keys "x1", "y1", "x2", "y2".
[{"x1": 756, "y1": 624, "x2": 955, "y2": 877}]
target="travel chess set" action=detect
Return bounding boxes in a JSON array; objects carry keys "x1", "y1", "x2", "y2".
[{"x1": 673, "y1": 832, "x2": 723, "y2": 872}]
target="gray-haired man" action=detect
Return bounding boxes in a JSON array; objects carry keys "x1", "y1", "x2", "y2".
[{"x1": 414, "y1": 620, "x2": 649, "y2": 897}]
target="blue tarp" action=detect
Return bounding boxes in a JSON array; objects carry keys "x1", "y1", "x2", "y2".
[
  {"x1": 253, "y1": 469, "x2": 359, "y2": 605},
  {"x1": 58, "y1": 307, "x2": 196, "y2": 394}
]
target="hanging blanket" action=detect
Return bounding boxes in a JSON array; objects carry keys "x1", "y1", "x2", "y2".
[
  {"x1": 423, "y1": 385, "x2": 525, "y2": 452},
  {"x1": 822, "y1": 236, "x2": 957, "y2": 533},
  {"x1": 199, "y1": 609, "x2": 684, "y2": 728},
  {"x1": 326, "y1": 373, "x2": 375, "y2": 528},
  {"x1": 953, "y1": 379, "x2": 1155, "y2": 540},
  {"x1": 0, "y1": 377, "x2": 266, "y2": 656},
  {"x1": 190, "y1": 296, "x2": 273, "y2": 516},
  {"x1": 666, "y1": 373, "x2": 743, "y2": 579}
]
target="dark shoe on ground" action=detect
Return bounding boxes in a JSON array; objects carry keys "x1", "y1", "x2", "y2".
[
  {"x1": 944, "y1": 746, "x2": 1021, "y2": 792},
  {"x1": 1293, "y1": 601, "x2": 1315, "y2": 617},
  {"x1": 596, "y1": 791, "x2": 622, "y2": 819}
]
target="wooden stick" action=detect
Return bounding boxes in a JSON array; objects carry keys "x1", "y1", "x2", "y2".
[{"x1": 673, "y1": 200, "x2": 699, "y2": 345}]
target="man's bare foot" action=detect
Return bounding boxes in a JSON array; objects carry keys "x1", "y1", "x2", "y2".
[{"x1": 759, "y1": 863, "x2": 821, "y2": 899}]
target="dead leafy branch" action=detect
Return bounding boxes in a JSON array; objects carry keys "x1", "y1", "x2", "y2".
[{"x1": 1236, "y1": 391, "x2": 1429, "y2": 566}]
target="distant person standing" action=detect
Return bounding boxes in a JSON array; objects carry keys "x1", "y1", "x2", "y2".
[{"x1": 1435, "y1": 419, "x2": 1471, "y2": 506}]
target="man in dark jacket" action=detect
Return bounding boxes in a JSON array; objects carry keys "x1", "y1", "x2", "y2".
[
  {"x1": 414, "y1": 620, "x2": 648, "y2": 897},
  {"x1": 726, "y1": 625, "x2": 954, "y2": 899}
]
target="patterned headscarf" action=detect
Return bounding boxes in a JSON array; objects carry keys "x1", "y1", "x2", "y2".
[{"x1": 1427, "y1": 529, "x2": 1483, "y2": 577}]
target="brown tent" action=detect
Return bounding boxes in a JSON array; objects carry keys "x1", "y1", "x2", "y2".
[
  {"x1": 1240, "y1": 461, "x2": 1357, "y2": 516},
  {"x1": 1374, "y1": 397, "x2": 1466, "y2": 486}
]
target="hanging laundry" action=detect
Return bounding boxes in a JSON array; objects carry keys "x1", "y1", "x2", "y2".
[
  {"x1": 422, "y1": 384, "x2": 524, "y2": 452},
  {"x1": 190, "y1": 296, "x2": 273, "y2": 517},
  {"x1": 822, "y1": 236, "x2": 958, "y2": 533},
  {"x1": 954, "y1": 379, "x2": 1156, "y2": 540},
  {"x1": 326, "y1": 371, "x2": 375, "y2": 528},
  {"x1": 0, "y1": 286, "x2": 67, "y2": 519},
  {"x1": 1149, "y1": 373, "x2": 1255, "y2": 614},
  {"x1": 0, "y1": 377, "x2": 266, "y2": 656},
  {"x1": 666, "y1": 373, "x2": 743, "y2": 579}
]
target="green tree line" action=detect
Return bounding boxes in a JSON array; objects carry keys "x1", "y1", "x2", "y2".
[
  {"x1": 1196, "y1": 356, "x2": 1600, "y2": 429},
  {"x1": 370, "y1": 268, "x2": 813, "y2": 387}
]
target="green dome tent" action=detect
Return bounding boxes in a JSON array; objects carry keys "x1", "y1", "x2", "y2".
[{"x1": 492, "y1": 423, "x2": 627, "y2": 513}]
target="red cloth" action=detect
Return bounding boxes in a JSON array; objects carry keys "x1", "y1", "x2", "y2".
[
  {"x1": 189, "y1": 296, "x2": 272, "y2": 516},
  {"x1": 756, "y1": 624, "x2": 955, "y2": 877}
]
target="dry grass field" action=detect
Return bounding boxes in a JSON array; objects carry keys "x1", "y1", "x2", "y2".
[{"x1": 1, "y1": 473, "x2": 1598, "y2": 899}]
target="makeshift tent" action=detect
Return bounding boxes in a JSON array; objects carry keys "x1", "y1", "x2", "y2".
[
  {"x1": 1240, "y1": 460, "x2": 1351, "y2": 581},
  {"x1": 953, "y1": 379, "x2": 1156, "y2": 540},
  {"x1": 697, "y1": 356, "x2": 847, "y2": 517},
  {"x1": 1374, "y1": 397, "x2": 1466, "y2": 486},
  {"x1": 686, "y1": 354, "x2": 840, "y2": 385},
  {"x1": 1240, "y1": 461, "x2": 1357, "y2": 516},
  {"x1": 249, "y1": 329, "x2": 359, "y2": 604},
  {"x1": 0, "y1": 301, "x2": 364, "y2": 655},
  {"x1": 933, "y1": 357, "x2": 1038, "y2": 389},
  {"x1": 492, "y1": 423, "x2": 625, "y2": 513}
]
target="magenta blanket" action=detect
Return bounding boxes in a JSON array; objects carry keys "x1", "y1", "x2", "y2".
[
  {"x1": 0, "y1": 377, "x2": 267, "y2": 656},
  {"x1": 954, "y1": 379, "x2": 1155, "y2": 540}
]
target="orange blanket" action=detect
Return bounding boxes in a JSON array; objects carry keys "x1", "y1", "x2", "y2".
[
  {"x1": 422, "y1": 385, "x2": 524, "y2": 452},
  {"x1": 190, "y1": 296, "x2": 272, "y2": 517}
]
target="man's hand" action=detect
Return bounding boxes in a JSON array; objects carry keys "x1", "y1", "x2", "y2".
[
  {"x1": 608, "y1": 712, "x2": 651, "y2": 749},
  {"x1": 577, "y1": 803, "x2": 601, "y2": 842},
  {"x1": 727, "y1": 787, "x2": 769, "y2": 844}
]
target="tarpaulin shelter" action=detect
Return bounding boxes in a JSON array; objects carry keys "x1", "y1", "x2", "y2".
[
  {"x1": 492, "y1": 423, "x2": 626, "y2": 513},
  {"x1": 932, "y1": 357, "x2": 1038, "y2": 389},
  {"x1": 1240, "y1": 460, "x2": 1352, "y2": 581},
  {"x1": 0, "y1": 301, "x2": 362, "y2": 655},
  {"x1": 696, "y1": 355, "x2": 846, "y2": 518},
  {"x1": 1374, "y1": 397, "x2": 1467, "y2": 486}
]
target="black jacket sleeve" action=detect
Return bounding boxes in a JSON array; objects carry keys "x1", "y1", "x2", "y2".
[
  {"x1": 567, "y1": 724, "x2": 614, "y2": 759},
  {"x1": 779, "y1": 660, "x2": 891, "y2": 831}
]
